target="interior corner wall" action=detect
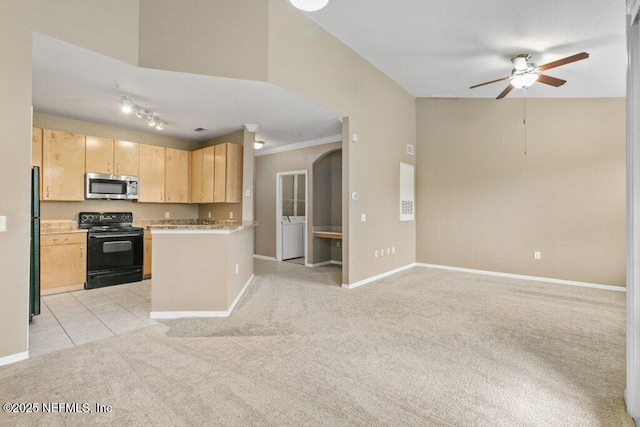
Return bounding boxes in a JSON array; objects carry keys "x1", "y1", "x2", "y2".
[
  {"x1": 267, "y1": 0, "x2": 417, "y2": 285},
  {"x1": 139, "y1": 0, "x2": 268, "y2": 81},
  {"x1": 0, "y1": 0, "x2": 140, "y2": 363},
  {"x1": 416, "y1": 98, "x2": 626, "y2": 287},
  {"x1": 254, "y1": 142, "x2": 341, "y2": 259}
]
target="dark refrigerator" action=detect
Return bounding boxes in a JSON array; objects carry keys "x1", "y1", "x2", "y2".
[{"x1": 29, "y1": 166, "x2": 40, "y2": 321}]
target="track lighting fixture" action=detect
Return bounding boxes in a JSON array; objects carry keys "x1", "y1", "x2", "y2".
[
  {"x1": 120, "y1": 96, "x2": 167, "y2": 131},
  {"x1": 254, "y1": 141, "x2": 265, "y2": 150}
]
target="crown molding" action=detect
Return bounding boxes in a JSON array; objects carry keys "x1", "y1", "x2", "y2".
[{"x1": 255, "y1": 134, "x2": 342, "y2": 157}]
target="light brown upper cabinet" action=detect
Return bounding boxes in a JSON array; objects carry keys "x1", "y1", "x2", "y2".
[
  {"x1": 190, "y1": 146, "x2": 215, "y2": 203},
  {"x1": 86, "y1": 137, "x2": 139, "y2": 176},
  {"x1": 164, "y1": 148, "x2": 190, "y2": 203},
  {"x1": 138, "y1": 144, "x2": 165, "y2": 203},
  {"x1": 85, "y1": 135, "x2": 114, "y2": 174},
  {"x1": 32, "y1": 127, "x2": 43, "y2": 199},
  {"x1": 32, "y1": 127, "x2": 42, "y2": 168},
  {"x1": 214, "y1": 142, "x2": 243, "y2": 203},
  {"x1": 42, "y1": 129, "x2": 85, "y2": 201},
  {"x1": 114, "y1": 140, "x2": 139, "y2": 176}
]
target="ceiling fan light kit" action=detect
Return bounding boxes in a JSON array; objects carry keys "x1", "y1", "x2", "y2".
[
  {"x1": 289, "y1": 0, "x2": 329, "y2": 12},
  {"x1": 469, "y1": 52, "x2": 589, "y2": 99}
]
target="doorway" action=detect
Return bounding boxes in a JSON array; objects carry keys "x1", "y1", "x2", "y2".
[{"x1": 276, "y1": 170, "x2": 308, "y2": 264}]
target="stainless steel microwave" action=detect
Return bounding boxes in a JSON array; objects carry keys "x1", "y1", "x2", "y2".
[{"x1": 85, "y1": 173, "x2": 139, "y2": 200}]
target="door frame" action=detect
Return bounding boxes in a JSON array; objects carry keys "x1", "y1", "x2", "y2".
[{"x1": 276, "y1": 170, "x2": 308, "y2": 262}]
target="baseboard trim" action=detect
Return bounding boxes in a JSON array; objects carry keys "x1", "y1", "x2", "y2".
[
  {"x1": 150, "y1": 274, "x2": 255, "y2": 319},
  {"x1": 342, "y1": 263, "x2": 417, "y2": 290},
  {"x1": 0, "y1": 351, "x2": 29, "y2": 367},
  {"x1": 306, "y1": 260, "x2": 343, "y2": 267},
  {"x1": 253, "y1": 254, "x2": 277, "y2": 261},
  {"x1": 417, "y1": 263, "x2": 626, "y2": 292}
]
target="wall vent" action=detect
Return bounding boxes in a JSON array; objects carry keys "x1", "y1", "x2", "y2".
[{"x1": 400, "y1": 162, "x2": 415, "y2": 222}]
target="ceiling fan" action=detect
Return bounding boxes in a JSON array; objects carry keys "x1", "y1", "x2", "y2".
[{"x1": 469, "y1": 52, "x2": 590, "y2": 99}]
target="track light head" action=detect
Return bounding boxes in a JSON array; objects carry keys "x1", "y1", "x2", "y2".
[{"x1": 121, "y1": 97, "x2": 133, "y2": 114}]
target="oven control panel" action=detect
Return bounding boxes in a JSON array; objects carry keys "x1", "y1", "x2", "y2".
[{"x1": 79, "y1": 212, "x2": 134, "y2": 227}]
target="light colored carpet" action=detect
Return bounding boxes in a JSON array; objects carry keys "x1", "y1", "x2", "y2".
[{"x1": 0, "y1": 260, "x2": 631, "y2": 425}]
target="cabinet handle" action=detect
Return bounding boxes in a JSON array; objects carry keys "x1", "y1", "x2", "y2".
[
  {"x1": 80, "y1": 246, "x2": 84, "y2": 258},
  {"x1": 107, "y1": 162, "x2": 111, "y2": 173},
  {"x1": 52, "y1": 238, "x2": 67, "y2": 244},
  {"x1": 46, "y1": 187, "x2": 50, "y2": 198},
  {"x1": 160, "y1": 192, "x2": 163, "y2": 201},
  {"x1": 116, "y1": 163, "x2": 120, "y2": 173},
  {"x1": 167, "y1": 192, "x2": 171, "y2": 201},
  {"x1": 200, "y1": 192, "x2": 203, "y2": 201}
]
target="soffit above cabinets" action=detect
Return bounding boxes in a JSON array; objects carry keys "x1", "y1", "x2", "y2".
[{"x1": 32, "y1": 33, "x2": 343, "y2": 148}]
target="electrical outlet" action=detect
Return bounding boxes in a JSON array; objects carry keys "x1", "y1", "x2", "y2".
[
  {"x1": 208, "y1": 212, "x2": 212, "y2": 219},
  {"x1": 534, "y1": 251, "x2": 541, "y2": 260},
  {"x1": 387, "y1": 248, "x2": 390, "y2": 255},
  {"x1": 392, "y1": 246, "x2": 396, "y2": 254},
  {"x1": 361, "y1": 214, "x2": 367, "y2": 222},
  {"x1": 0, "y1": 216, "x2": 6, "y2": 232},
  {"x1": 336, "y1": 241, "x2": 341, "y2": 248},
  {"x1": 381, "y1": 248, "x2": 384, "y2": 257},
  {"x1": 235, "y1": 263, "x2": 239, "y2": 274},
  {"x1": 165, "y1": 212, "x2": 170, "y2": 219},
  {"x1": 350, "y1": 133, "x2": 358, "y2": 142},
  {"x1": 229, "y1": 212, "x2": 234, "y2": 219},
  {"x1": 375, "y1": 250, "x2": 378, "y2": 258}
]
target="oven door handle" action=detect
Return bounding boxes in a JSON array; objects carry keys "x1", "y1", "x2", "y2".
[{"x1": 89, "y1": 233, "x2": 143, "y2": 239}]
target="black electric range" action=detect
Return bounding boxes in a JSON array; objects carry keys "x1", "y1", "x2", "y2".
[{"x1": 79, "y1": 212, "x2": 144, "y2": 289}]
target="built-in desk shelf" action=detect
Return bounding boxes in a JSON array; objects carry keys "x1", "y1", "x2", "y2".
[{"x1": 313, "y1": 231, "x2": 342, "y2": 240}]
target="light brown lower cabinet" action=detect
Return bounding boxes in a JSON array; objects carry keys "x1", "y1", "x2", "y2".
[
  {"x1": 40, "y1": 233, "x2": 87, "y2": 295},
  {"x1": 143, "y1": 230, "x2": 152, "y2": 279}
]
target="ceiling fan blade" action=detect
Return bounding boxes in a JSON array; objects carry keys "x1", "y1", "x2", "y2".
[
  {"x1": 537, "y1": 74, "x2": 567, "y2": 87},
  {"x1": 539, "y1": 52, "x2": 589, "y2": 71},
  {"x1": 469, "y1": 76, "x2": 510, "y2": 89},
  {"x1": 496, "y1": 85, "x2": 513, "y2": 99}
]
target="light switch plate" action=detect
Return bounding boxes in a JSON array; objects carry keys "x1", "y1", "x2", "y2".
[
  {"x1": 361, "y1": 214, "x2": 367, "y2": 222},
  {"x1": 0, "y1": 216, "x2": 6, "y2": 232},
  {"x1": 165, "y1": 212, "x2": 170, "y2": 219},
  {"x1": 245, "y1": 189, "x2": 251, "y2": 198}
]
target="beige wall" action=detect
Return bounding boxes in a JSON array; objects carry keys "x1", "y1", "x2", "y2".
[
  {"x1": 139, "y1": 0, "x2": 268, "y2": 82},
  {"x1": 33, "y1": 114, "x2": 199, "y2": 221},
  {"x1": 34, "y1": 113, "x2": 196, "y2": 151},
  {"x1": 151, "y1": 229, "x2": 254, "y2": 313},
  {"x1": 267, "y1": 0, "x2": 417, "y2": 284},
  {"x1": 416, "y1": 98, "x2": 626, "y2": 286},
  {"x1": 255, "y1": 142, "x2": 341, "y2": 259}
]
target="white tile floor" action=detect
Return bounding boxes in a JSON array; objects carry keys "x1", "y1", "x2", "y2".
[{"x1": 29, "y1": 280, "x2": 156, "y2": 357}]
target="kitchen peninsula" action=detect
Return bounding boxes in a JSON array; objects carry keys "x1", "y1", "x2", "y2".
[{"x1": 144, "y1": 220, "x2": 256, "y2": 319}]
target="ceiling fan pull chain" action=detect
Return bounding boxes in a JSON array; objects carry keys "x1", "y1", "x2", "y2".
[{"x1": 523, "y1": 88, "x2": 528, "y2": 155}]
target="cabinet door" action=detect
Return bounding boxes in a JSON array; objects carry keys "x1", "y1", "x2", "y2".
[
  {"x1": 41, "y1": 242, "x2": 86, "y2": 290},
  {"x1": 143, "y1": 232, "x2": 152, "y2": 278},
  {"x1": 85, "y1": 135, "x2": 114, "y2": 174},
  {"x1": 138, "y1": 144, "x2": 165, "y2": 203},
  {"x1": 190, "y1": 149, "x2": 203, "y2": 203},
  {"x1": 43, "y1": 130, "x2": 85, "y2": 201},
  {"x1": 165, "y1": 148, "x2": 190, "y2": 203},
  {"x1": 225, "y1": 143, "x2": 243, "y2": 203},
  {"x1": 114, "y1": 140, "x2": 139, "y2": 176},
  {"x1": 32, "y1": 127, "x2": 42, "y2": 168},
  {"x1": 32, "y1": 127, "x2": 43, "y2": 200},
  {"x1": 214, "y1": 143, "x2": 227, "y2": 203},
  {"x1": 202, "y1": 146, "x2": 215, "y2": 203}
]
